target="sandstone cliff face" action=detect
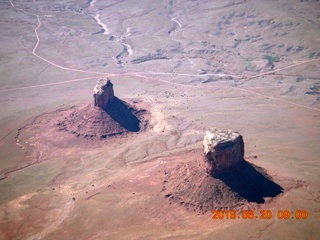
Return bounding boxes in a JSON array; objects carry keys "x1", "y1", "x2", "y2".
[
  {"x1": 93, "y1": 79, "x2": 114, "y2": 109},
  {"x1": 203, "y1": 128, "x2": 244, "y2": 176}
]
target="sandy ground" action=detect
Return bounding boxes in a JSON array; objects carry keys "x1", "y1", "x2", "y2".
[{"x1": 1, "y1": 0, "x2": 320, "y2": 239}]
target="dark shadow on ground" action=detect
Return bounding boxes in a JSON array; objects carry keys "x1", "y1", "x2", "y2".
[
  {"x1": 216, "y1": 160, "x2": 283, "y2": 203},
  {"x1": 103, "y1": 97, "x2": 140, "y2": 132}
]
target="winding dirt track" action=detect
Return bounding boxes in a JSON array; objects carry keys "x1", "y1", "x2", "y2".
[
  {"x1": 26, "y1": 196, "x2": 75, "y2": 240},
  {"x1": 2, "y1": 0, "x2": 319, "y2": 150},
  {"x1": 4, "y1": 0, "x2": 320, "y2": 114}
]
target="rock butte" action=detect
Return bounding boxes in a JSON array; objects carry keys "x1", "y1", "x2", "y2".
[
  {"x1": 93, "y1": 79, "x2": 114, "y2": 109},
  {"x1": 56, "y1": 78, "x2": 143, "y2": 139},
  {"x1": 162, "y1": 128, "x2": 283, "y2": 213},
  {"x1": 203, "y1": 128, "x2": 244, "y2": 176}
]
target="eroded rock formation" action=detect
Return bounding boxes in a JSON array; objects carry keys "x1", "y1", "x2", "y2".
[
  {"x1": 203, "y1": 128, "x2": 244, "y2": 176},
  {"x1": 56, "y1": 78, "x2": 146, "y2": 139},
  {"x1": 162, "y1": 128, "x2": 283, "y2": 213},
  {"x1": 93, "y1": 79, "x2": 114, "y2": 108}
]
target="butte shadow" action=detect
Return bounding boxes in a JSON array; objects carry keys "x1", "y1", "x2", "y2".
[
  {"x1": 103, "y1": 97, "x2": 141, "y2": 133},
  {"x1": 162, "y1": 129, "x2": 283, "y2": 213},
  {"x1": 215, "y1": 160, "x2": 283, "y2": 204}
]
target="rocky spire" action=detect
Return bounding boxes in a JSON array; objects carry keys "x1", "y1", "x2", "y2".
[
  {"x1": 93, "y1": 78, "x2": 114, "y2": 109},
  {"x1": 203, "y1": 128, "x2": 244, "y2": 176}
]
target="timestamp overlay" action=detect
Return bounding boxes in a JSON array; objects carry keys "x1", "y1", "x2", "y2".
[{"x1": 211, "y1": 210, "x2": 309, "y2": 220}]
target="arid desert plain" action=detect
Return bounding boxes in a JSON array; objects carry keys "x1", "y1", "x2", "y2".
[{"x1": 0, "y1": 0, "x2": 320, "y2": 239}]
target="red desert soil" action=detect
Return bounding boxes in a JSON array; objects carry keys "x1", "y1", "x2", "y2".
[
  {"x1": 1, "y1": 97, "x2": 308, "y2": 240},
  {"x1": 12, "y1": 94, "x2": 300, "y2": 217},
  {"x1": 0, "y1": 98, "x2": 149, "y2": 181}
]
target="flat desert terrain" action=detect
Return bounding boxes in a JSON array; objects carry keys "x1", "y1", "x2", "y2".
[{"x1": 0, "y1": 0, "x2": 320, "y2": 239}]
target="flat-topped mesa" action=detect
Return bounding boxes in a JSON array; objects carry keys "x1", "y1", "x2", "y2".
[
  {"x1": 203, "y1": 128, "x2": 244, "y2": 176},
  {"x1": 93, "y1": 78, "x2": 114, "y2": 109}
]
